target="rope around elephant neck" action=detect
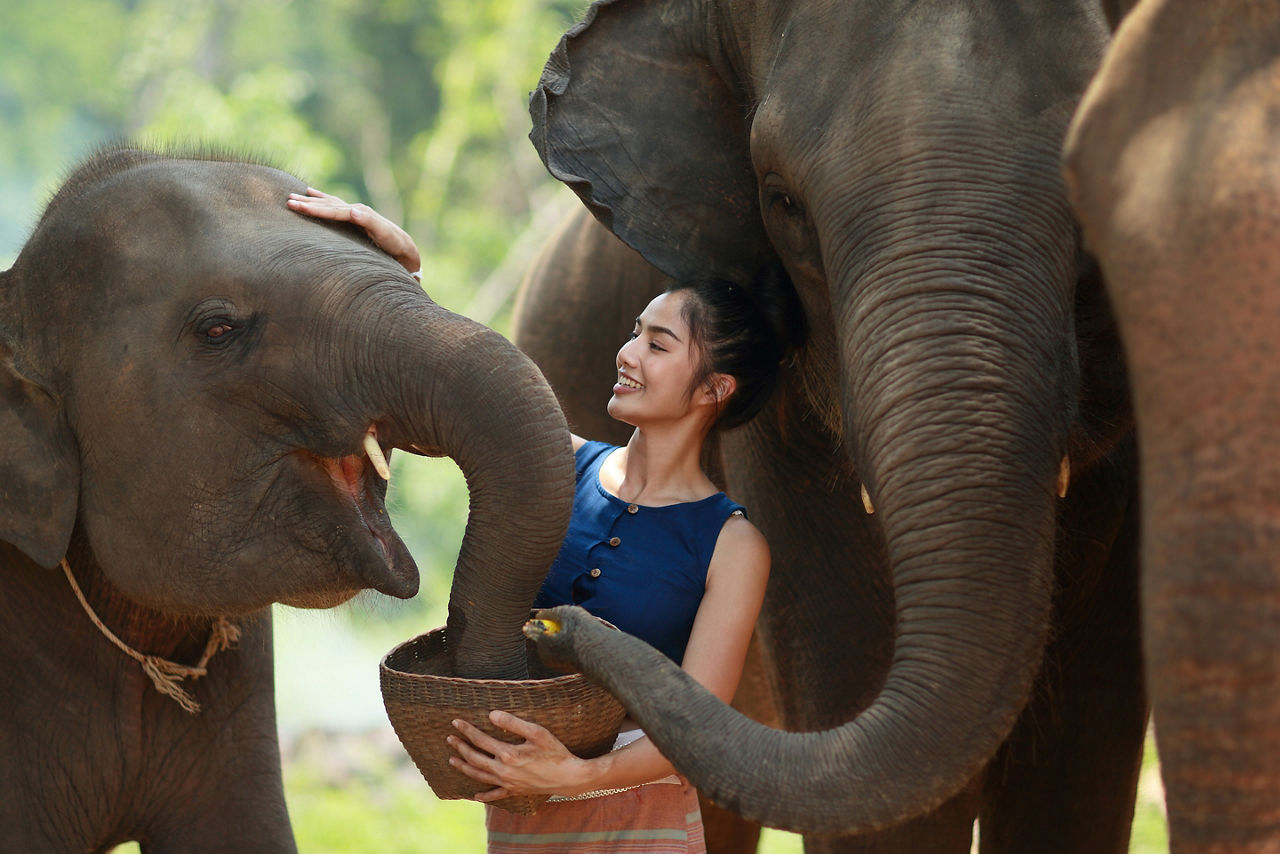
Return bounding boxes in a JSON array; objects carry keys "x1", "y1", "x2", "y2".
[{"x1": 59, "y1": 559, "x2": 240, "y2": 714}]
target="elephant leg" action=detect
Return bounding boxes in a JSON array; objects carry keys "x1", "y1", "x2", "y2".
[
  {"x1": 979, "y1": 446, "x2": 1146, "y2": 853},
  {"x1": 725, "y1": 406, "x2": 978, "y2": 854},
  {"x1": 142, "y1": 615, "x2": 296, "y2": 853},
  {"x1": 144, "y1": 797, "x2": 294, "y2": 854},
  {"x1": 808, "y1": 784, "x2": 982, "y2": 854},
  {"x1": 514, "y1": 206, "x2": 669, "y2": 445}
]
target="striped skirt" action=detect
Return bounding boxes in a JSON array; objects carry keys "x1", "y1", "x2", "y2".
[{"x1": 484, "y1": 778, "x2": 706, "y2": 853}]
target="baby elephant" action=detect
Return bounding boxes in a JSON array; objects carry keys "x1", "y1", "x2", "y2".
[{"x1": 0, "y1": 146, "x2": 573, "y2": 852}]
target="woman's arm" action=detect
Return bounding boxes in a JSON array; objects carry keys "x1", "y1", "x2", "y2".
[
  {"x1": 286, "y1": 188, "x2": 421, "y2": 275},
  {"x1": 447, "y1": 514, "x2": 771, "y2": 800}
]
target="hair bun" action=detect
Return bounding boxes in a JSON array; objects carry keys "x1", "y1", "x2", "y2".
[
  {"x1": 667, "y1": 260, "x2": 807, "y2": 432},
  {"x1": 748, "y1": 259, "x2": 808, "y2": 362}
]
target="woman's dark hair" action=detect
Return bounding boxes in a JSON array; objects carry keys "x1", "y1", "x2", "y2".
[{"x1": 669, "y1": 261, "x2": 807, "y2": 431}]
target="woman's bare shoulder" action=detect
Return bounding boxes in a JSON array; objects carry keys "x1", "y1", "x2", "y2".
[{"x1": 712, "y1": 512, "x2": 770, "y2": 572}]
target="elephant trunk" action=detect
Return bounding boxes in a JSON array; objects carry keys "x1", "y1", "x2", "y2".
[
  {"x1": 375, "y1": 299, "x2": 575, "y2": 679},
  {"x1": 829, "y1": 261, "x2": 1068, "y2": 824},
  {"x1": 531, "y1": 231, "x2": 1075, "y2": 832}
]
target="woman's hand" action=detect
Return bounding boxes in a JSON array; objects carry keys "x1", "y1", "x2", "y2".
[
  {"x1": 286, "y1": 187, "x2": 421, "y2": 276},
  {"x1": 447, "y1": 711, "x2": 593, "y2": 801}
]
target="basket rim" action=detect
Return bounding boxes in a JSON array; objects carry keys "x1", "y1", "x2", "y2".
[{"x1": 378, "y1": 625, "x2": 589, "y2": 689}]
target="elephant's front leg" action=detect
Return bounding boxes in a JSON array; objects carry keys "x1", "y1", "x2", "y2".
[
  {"x1": 978, "y1": 438, "x2": 1147, "y2": 854},
  {"x1": 724, "y1": 405, "x2": 981, "y2": 854},
  {"x1": 140, "y1": 614, "x2": 297, "y2": 854}
]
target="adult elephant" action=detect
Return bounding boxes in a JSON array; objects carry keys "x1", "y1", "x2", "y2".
[
  {"x1": 515, "y1": 1, "x2": 1144, "y2": 851},
  {"x1": 0, "y1": 146, "x2": 574, "y2": 853},
  {"x1": 1065, "y1": 3, "x2": 1280, "y2": 852}
]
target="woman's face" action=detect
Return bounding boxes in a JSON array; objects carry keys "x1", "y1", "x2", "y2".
[{"x1": 607, "y1": 291, "x2": 714, "y2": 428}]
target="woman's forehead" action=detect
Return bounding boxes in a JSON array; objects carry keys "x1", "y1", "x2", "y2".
[{"x1": 638, "y1": 291, "x2": 690, "y2": 335}]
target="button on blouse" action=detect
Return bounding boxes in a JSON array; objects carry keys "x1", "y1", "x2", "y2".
[{"x1": 533, "y1": 441, "x2": 747, "y2": 664}]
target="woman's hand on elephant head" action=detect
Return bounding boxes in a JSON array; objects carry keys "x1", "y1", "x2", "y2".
[{"x1": 287, "y1": 187, "x2": 421, "y2": 276}]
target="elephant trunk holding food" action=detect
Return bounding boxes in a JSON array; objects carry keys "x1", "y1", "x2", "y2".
[
  {"x1": 1066, "y1": 2, "x2": 1280, "y2": 851},
  {"x1": 0, "y1": 147, "x2": 573, "y2": 851},
  {"x1": 517, "y1": 0, "x2": 1142, "y2": 848}
]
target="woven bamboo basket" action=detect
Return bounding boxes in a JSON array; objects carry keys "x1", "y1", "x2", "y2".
[{"x1": 380, "y1": 620, "x2": 626, "y2": 815}]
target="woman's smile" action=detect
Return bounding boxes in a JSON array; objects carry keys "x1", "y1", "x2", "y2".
[{"x1": 615, "y1": 370, "x2": 644, "y2": 392}]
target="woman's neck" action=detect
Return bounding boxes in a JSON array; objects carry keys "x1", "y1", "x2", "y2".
[{"x1": 604, "y1": 425, "x2": 717, "y2": 506}]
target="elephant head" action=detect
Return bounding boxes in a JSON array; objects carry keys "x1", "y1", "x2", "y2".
[
  {"x1": 0, "y1": 146, "x2": 573, "y2": 680},
  {"x1": 524, "y1": 0, "x2": 1112, "y2": 833}
]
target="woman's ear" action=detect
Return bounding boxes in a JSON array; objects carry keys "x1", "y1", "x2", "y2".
[
  {"x1": 530, "y1": 0, "x2": 772, "y2": 285},
  {"x1": 704, "y1": 373, "x2": 737, "y2": 406}
]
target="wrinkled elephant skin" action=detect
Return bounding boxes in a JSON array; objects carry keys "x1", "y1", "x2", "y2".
[
  {"x1": 1065, "y1": 3, "x2": 1280, "y2": 852},
  {"x1": 0, "y1": 147, "x2": 574, "y2": 852},
  {"x1": 516, "y1": 1, "x2": 1146, "y2": 850}
]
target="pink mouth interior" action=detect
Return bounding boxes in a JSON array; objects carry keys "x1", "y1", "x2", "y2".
[{"x1": 320, "y1": 453, "x2": 395, "y2": 563}]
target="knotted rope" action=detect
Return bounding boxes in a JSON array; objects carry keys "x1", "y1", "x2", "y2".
[{"x1": 60, "y1": 559, "x2": 240, "y2": 714}]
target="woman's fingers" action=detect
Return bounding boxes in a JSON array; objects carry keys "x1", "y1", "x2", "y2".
[
  {"x1": 447, "y1": 726, "x2": 520, "y2": 801},
  {"x1": 451, "y1": 718, "x2": 512, "y2": 757},
  {"x1": 448, "y1": 740, "x2": 502, "y2": 779},
  {"x1": 449, "y1": 758, "x2": 512, "y2": 802},
  {"x1": 489, "y1": 710, "x2": 558, "y2": 746},
  {"x1": 490, "y1": 711, "x2": 576, "y2": 758},
  {"x1": 471, "y1": 786, "x2": 513, "y2": 803},
  {"x1": 286, "y1": 188, "x2": 421, "y2": 274},
  {"x1": 305, "y1": 187, "x2": 343, "y2": 202},
  {"x1": 285, "y1": 193, "x2": 351, "y2": 221}
]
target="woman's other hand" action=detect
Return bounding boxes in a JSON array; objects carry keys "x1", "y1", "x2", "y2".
[
  {"x1": 287, "y1": 187, "x2": 421, "y2": 276},
  {"x1": 447, "y1": 711, "x2": 593, "y2": 801}
]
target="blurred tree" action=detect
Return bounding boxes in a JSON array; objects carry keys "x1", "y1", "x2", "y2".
[{"x1": 3, "y1": 0, "x2": 581, "y2": 313}]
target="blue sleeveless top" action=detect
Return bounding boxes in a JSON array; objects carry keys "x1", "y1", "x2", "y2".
[{"x1": 533, "y1": 441, "x2": 746, "y2": 664}]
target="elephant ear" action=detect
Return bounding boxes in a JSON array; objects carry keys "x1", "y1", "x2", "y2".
[
  {"x1": 529, "y1": 0, "x2": 770, "y2": 283},
  {"x1": 0, "y1": 333, "x2": 79, "y2": 568}
]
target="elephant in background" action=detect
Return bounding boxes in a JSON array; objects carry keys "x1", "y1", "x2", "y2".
[
  {"x1": 1065, "y1": 3, "x2": 1280, "y2": 852},
  {"x1": 0, "y1": 146, "x2": 574, "y2": 852},
  {"x1": 515, "y1": 1, "x2": 1145, "y2": 851}
]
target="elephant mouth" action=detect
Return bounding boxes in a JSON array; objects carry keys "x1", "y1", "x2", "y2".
[{"x1": 313, "y1": 434, "x2": 418, "y2": 600}]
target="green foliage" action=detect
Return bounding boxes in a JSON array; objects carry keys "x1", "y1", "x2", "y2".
[
  {"x1": 1, "y1": 0, "x2": 580, "y2": 322},
  {"x1": 1130, "y1": 733, "x2": 1171, "y2": 851}
]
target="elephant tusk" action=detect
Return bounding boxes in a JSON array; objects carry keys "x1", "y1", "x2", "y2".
[
  {"x1": 363, "y1": 430, "x2": 391, "y2": 481},
  {"x1": 860, "y1": 483, "x2": 875, "y2": 515},
  {"x1": 1057, "y1": 455, "x2": 1070, "y2": 498}
]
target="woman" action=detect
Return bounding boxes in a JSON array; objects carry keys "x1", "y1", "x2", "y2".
[{"x1": 288, "y1": 188, "x2": 803, "y2": 853}]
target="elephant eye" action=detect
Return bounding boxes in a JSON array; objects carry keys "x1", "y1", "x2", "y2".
[
  {"x1": 188, "y1": 298, "x2": 251, "y2": 352},
  {"x1": 763, "y1": 172, "x2": 805, "y2": 219},
  {"x1": 196, "y1": 316, "x2": 241, "y2": 346}
]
